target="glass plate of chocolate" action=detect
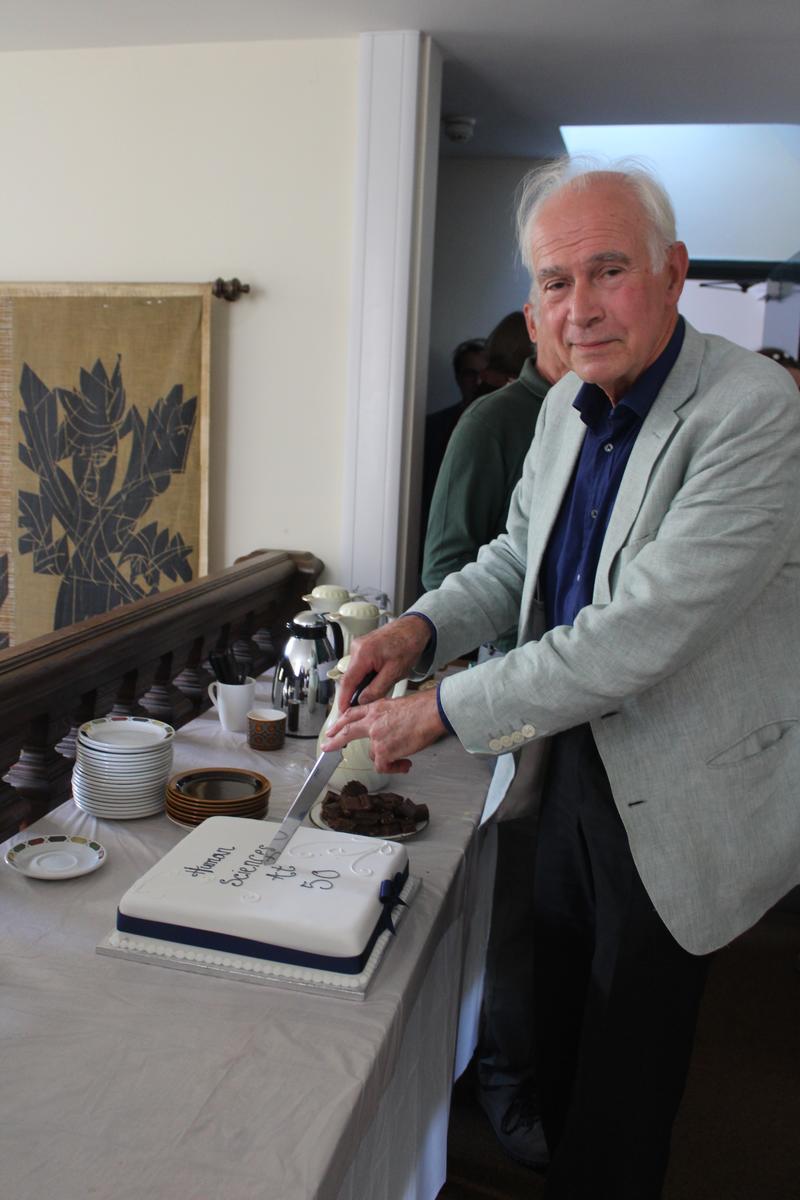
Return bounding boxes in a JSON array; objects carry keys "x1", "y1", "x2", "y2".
[{"x1": 310, "y1": 780, "x2": 429, "y2": 840}]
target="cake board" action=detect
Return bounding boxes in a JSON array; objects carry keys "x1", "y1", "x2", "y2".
[{"x1": 97, "y1": 875, "x2": 419, "y2": 1001}]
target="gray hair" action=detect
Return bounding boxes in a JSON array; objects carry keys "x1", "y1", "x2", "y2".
[{"x1": 515, "y1": 156, "x2": 678, "y2": 296}]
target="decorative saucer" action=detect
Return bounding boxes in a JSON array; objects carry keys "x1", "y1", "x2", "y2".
[
  {"x1": 78, "y1": 716, "x2": 175, "y2": 751},
  {"x1": 5, "y1": 834, "x2": 107, "y2": 879}
]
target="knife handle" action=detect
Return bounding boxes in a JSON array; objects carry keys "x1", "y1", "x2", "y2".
[{"x1": 349, "y1": 671, "x2": 377, "y2": 708}]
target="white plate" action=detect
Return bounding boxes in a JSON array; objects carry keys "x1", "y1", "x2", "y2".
[
  {"x1": 72, "y1": 770, "x2": 168, "y2": 797},
  {"x1": 72, "y1": 791, "x2": 165, "y2": 813},
  {"x1": 5, "y1": 834, "x2": 107, "y2": 879},
  {"x1": 309, "y1": 798, "x2": 428, "y2": 841},
  {"x1": 77, "y1": 744, "x2": 173, "y2": 765},
  {"x1": 73, "y1": 798, "x2": 163, "y2": 820},
  {"x1": 78, "y1": 716, "x2": 175, "y2": 751}
]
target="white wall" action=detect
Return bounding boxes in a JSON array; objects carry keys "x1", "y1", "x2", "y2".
[
  {"x1": 0, "y1": 38, "x2": 359, "y2": 577},
  {"x1": 678, "y1": 280, "x2": 767, "y2": 350},
  {"x1": 427, "y1": 157, "x2": 539, "y2": 413}
]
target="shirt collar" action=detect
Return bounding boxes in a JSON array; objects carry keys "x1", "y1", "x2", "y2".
[{"x1": 574, "y1": 316, "x2": 686, "y2": 432}]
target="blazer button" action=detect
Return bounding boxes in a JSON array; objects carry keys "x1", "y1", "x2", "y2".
[
  {"x1": 521, "y1": 724, "x2": 536, "y2": 738},
  {"x1": 489, "y1": 737, "x2": 502, "y2": 752},
  {"x1": 511, "y1": 731, "x2": 524, "y2": 745},
  {"x1": 500, "y1": 734, "x2": 513, "y2": 748}
]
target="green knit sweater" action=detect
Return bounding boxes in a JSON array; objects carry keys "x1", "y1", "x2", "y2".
[{"x1": 421, "y1": 356, "x2": 551, "y2": 648}]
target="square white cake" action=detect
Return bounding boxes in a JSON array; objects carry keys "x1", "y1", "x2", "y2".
[{"x1": 112, "y1": 816, "x2": 410, "y2": 979}]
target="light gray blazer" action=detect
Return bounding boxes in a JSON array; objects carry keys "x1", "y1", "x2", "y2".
[{"x1": 411, "y1": 323, "x2": 800, "y2": 954}]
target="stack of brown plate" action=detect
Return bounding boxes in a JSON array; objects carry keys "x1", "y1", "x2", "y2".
[{"x1": 165, "y1": 768, "x2": 270, "y2": 829}]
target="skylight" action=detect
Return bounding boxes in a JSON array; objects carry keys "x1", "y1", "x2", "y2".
[{"x1": 559, "y1": 124, "x2": 800, "y2": 264}]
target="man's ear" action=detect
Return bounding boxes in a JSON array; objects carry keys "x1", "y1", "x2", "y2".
[
  {"x1": 523, "y1": 302, "x2": 538, "y2": 344},
  {"x1": 666, "y1": 241, "x2": 689, "y2": 302}
]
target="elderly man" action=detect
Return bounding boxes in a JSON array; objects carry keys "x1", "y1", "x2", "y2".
[{"x1": 323, "y1": 161, "x2": 800, "y2": 1198}]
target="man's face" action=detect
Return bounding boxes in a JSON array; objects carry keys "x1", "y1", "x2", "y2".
[
  {"x1": 529, "y1": 177, "x2": 688, "y2": 403},
  {"x1": 455, "y1": 348, "x2": 489, "y2": 405}
]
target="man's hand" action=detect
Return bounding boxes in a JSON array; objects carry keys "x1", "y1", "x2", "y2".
[
  {"x1": 321, "y1": 687, "x2": 446, "y2": 774},
  {"x1": 335, "y1": 614, "x2": 432, "y2": 710}
]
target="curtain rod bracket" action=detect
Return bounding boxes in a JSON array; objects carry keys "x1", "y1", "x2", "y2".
[{"x1": 212, "y1": 277, "x2": 251, "y2": 302}]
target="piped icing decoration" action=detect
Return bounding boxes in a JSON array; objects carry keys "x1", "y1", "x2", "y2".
[{"x1": 285, "y1": 837, "x2": 395, "y2": 877}]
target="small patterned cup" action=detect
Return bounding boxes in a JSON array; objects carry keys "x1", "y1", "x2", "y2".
[{"x1": 247, "y1": 707, "x2": 287, "y2": 751}]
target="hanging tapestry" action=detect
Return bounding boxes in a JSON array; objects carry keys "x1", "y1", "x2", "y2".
[{"x1": 0, "y1": 283, "x2": 210, "y2": 647}]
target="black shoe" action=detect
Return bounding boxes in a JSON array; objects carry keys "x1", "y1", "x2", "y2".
[{"x1": 476, "y1": 1085, "x2": 549, "y2": 1170}]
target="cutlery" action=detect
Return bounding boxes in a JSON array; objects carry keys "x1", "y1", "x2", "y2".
[{"x1": 262, "y1": 671, "x2": 376, "y2": 863}]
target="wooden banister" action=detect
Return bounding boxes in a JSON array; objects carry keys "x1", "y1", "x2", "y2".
[{"x1": 0, "y1": 549, "x2": 322, "y2": 840}]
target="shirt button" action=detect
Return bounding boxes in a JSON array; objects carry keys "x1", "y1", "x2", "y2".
[
  {"x1": 489, "y1": 737, "x2": 502, "y2": 752},
  {"x1": 604, "y1": 443, "x2": 613, "y2": 453},
  {"x1": 521, "y1": 724, "x2": 536, "y2": 737}
]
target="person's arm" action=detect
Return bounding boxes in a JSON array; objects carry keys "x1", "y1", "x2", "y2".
[{"x1": 436, "y1": 365, "x2": 800, "y2": 754}]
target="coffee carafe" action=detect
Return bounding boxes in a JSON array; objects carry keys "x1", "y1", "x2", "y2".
[{"x1": 272, "y1": 611, "x2": 338, "y2": 738}]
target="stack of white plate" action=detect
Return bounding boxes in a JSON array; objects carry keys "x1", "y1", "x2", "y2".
[{"x1": 72, "y1": 716, "x2": 175, "y2": 819}]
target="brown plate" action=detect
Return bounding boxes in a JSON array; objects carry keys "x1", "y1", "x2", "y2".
[
  {"x1": 167, "y1": 768, "x2": 270, "y2": 805},
  {"x1": 166, "y1": 806, "x2": 268, "y2": 828},
  {"x1": 165, "y1": 796, "x2": 268, "y2": 825},
  {"x1": 166, "y1": 786, "x2": 270, "y2": 810},
  {"x1": 165, "y1": 801, "x2": 266, "y2": 820}
]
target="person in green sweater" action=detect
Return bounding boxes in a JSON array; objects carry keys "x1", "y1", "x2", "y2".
[
  {"x1": 422, "y1": 314, "x2": 568, "y2": 643},
  {"x1": 421, "y1": 311, "x2": 567, "y2": 1170}
]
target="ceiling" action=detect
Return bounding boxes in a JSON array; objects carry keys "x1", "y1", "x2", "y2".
[{"x1": 2, "y1": 0, "x2": 799, "y2": 158}]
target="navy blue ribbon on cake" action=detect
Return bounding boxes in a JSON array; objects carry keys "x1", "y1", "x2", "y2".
[
  {"x1": 377, "y1": 872, "x2": 408, "y2": 936},
  {"x1": 116, "y1": 862, "x2": 410, "y2": 975}
]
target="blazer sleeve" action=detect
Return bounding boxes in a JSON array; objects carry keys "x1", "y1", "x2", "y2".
[{"x1": 419, "y1": 355, "x2": 800, "y2": 756}]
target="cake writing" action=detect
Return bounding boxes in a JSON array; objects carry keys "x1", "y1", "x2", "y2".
[
  {"x1": 183, "y1": 846, "x2": 236, "y2": 877},
  {"x1": 182, "y1": 842, "x2": 343, "y2": 890},
  {"x1": 219, "y1": 843, "x2": 285, "y2": 887}
]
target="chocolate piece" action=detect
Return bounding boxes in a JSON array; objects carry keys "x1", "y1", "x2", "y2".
[
  {"x1": 340, "y1": 790, "x2": 373, "y2": 814},
  {"x1": 340, "y1": 780, "x2": 368, "y2": 798},
  {"x1": 326, "y1": 816, "x2": 357, "y2": 832},
  {"x1": 324, "y1": 779, "x2": 426, "y2": 837},
  {"x1": 352, "y1": 810, "x2": 380, "y2": 826}
]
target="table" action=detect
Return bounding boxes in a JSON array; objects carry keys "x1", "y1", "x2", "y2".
[{"x1": 0, "y1": 676, "x2": 498, "y2": 1200}]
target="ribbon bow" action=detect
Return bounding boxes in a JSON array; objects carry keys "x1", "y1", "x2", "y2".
[{"x1": 378, "y1": 872, "x2": 408, "y2": 936}]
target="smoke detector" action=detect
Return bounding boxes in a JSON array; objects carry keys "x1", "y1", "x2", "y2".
[{"x1": 443, "y1": 115, "x2": 476, "y2": 144}]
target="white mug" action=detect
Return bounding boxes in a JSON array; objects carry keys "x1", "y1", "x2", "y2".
[{"x1": 208, "y1": 677, "x2": 256, "y2": 733}]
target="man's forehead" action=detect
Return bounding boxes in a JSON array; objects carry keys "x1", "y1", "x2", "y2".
[{"x1": 531, "y1": 199, "x2": 648, "y2": 273}]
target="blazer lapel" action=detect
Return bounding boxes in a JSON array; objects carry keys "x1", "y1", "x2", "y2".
[
  {"x1": 519, "y1": 381, "x2": 586, "y2": 625},
  {"x1": 594, "y1": 322, "x2": 706, "y2": 602}
]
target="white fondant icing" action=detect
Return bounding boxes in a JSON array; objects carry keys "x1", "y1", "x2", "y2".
[{"x1": 116, "y1": 817, "x2": 409, "y2": 968}]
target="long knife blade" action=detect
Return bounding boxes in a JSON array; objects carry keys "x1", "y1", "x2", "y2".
[{"x1": 262, "y1": 671, "x2": 376, "y2": 864}]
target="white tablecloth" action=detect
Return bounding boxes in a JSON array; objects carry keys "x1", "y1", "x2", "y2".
[{"x1": 0, "y1": 677, "x2": 497, "y2": 1200}]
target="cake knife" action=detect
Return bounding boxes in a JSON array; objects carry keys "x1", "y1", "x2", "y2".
[{"x1": 262, "y1": 671, "x2": 377, "y2": 864}]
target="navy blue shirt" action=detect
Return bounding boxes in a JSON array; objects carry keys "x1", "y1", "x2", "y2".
[{"x1": 542, "y1": 318, "x2": 685, "y2": 630}]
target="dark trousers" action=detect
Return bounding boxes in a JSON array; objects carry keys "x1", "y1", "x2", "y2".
[
  {"x1": 477, "y1": 812, "x2": 539, "y2": 1095},
  {"x1": 535, "y1": 724, "x2": 712, "y2": 1200}
]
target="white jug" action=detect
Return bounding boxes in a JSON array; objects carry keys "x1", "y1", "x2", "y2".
[
  {"x1": 325, "y1": 600, "x2": 392, "y2": 656},
  {"x1": 301, "y1": 584, "x2": 362, "y2": 615}
]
